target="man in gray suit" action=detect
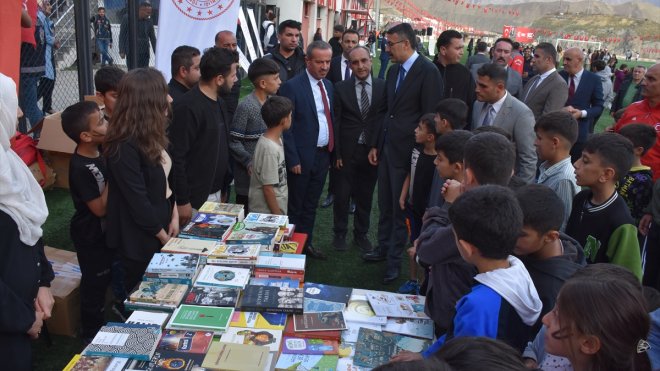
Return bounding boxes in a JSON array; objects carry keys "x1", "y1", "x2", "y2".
[
  {"x1": 472, "y1": 64, "x2": 537, "y2": 183},
  {"x1": 465, "y1": 41, "x2": 489, "y2": 71},
  {"x1": 470, "y1": 38, "x2": 523, "y2": 98},
  {"x1": 522, "y1": 42, "x2": 568, "y2": 120}
]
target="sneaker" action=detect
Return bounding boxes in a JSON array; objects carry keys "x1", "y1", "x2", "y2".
[
  {"x1": 397, "y1": 279, "x2": 420, "y2": 295},
  {"x1": 111, "y1": 301, "x2": 129, "y2": 322}
]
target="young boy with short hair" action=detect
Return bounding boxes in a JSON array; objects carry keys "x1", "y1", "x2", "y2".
[
  {"x1": 62, "y1": 101, "x2": 115, "y2": 342},
  {"x1": 514, "y1": 184, "x2": 586, "y2": 333},
  {"x1": 616, "y1": 123, "x2": 657, "y2": 226},
  {"x1": 566, "y1": 132, "x2": 643, "y2": 280},
  {"x1": 398, "y1": 114, "x2": 439, "y2": 294},
  {"x1": 248, "y1": 96, "x2": 292, "y2": 215},
  {"x1": 433, "y1": 130, "x2": 473, "y2": 183},
  {"x1": 415, "y1": 132, "x2": 516, "y2": 337},
  {"x1": 534, "y1": 111, "x2": 580, "y2": 230},
  {"x1": 393, "y1": 185, "x2": 542, "y2": 362},
  {"x1": 433, "y1": 98, "x2": 468, "y2": 135},
  {"x1": 230, "y1": 58, "x2": 282, "y2": 211},
  {"x1": 94, "y1": 65, "x2": 125, "y2": 119}
]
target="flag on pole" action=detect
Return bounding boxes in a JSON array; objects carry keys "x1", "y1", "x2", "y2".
[{"x1": 155, "y1": 0, "x2": 240, "y2": 81}]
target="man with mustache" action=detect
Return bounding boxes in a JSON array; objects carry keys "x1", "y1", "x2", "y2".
[{"x1": 470, "y1": 37, "x2": 523, "y2": 99}]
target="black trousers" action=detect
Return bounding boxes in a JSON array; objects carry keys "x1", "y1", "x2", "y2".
[
  {"x1": 376, "y1": 146, "x2": 409, "y2": 271},
  {"x1": 122, "y1": 258, "x2": 149, "y2": 297},
  {"x1": 287, "y1": 148, "x2": 330, "y2": 245},
  {"x1": 74, "y1": 239, "x2": 115, "y2": 338},
  {"x1": 37, "y1": 77, "x2": 55, "y2": 113},
  {"x1": 333, "y1": 144, "x2": 378, "y2": 237},
  {"x1": 235, "y1": 194, "x2": 249, "y2": 214},
  {"x1": 643, "y1": 221, "x2": 660, "y2": 290}
]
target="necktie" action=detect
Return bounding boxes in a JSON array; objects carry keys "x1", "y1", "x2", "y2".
[
  {"x1": 481, "y1": 104, "x2": 495, "y2": 126},
  {"x1": 396, "y1": 66, "x2": 406, "y2": 93},
  {"x1": 359, "y1": 80, "x2": 370, "y2": 121},
  {"x1": 318, "y1": 81, "x2": 334, "y2": 152},
  {"x1": 524, "y1": 77, "x2": 540, "y2": 102},
  {"x1": 568, "y1": 75, "x2": 576, "y2": 101},
  {"x1": 344, "y1": 60, "x2": 351, "y2": 80}
]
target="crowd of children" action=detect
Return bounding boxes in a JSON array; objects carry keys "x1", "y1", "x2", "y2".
[{"x1": 52, "y1": 52, "x2": 660, "y2": 369}]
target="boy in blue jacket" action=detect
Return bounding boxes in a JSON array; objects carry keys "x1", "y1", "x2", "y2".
[{"x1": 392, "y1": 185, "x2": 542, "y2": 362}]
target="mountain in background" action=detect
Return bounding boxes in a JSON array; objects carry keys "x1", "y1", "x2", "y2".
[{"x1": 464, "y1": 0, "x2": 659, "y2": 6}]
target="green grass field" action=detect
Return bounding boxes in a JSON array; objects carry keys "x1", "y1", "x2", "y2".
[{"x1": 32, "y1": 48, "x2": 656, "y2": 369}]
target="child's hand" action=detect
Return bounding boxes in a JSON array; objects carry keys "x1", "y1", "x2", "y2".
[
  {"x1": 523, "y1": 358, "x2": 538, "y2": 369},
  {"x1": 442, "y1": 179, "x2": 464, "y2": 203},
  {"x1": 639, "y1": 214, "x2": 653, "y2": 236},
  {"x1": 389, "y1": 350, "x2": 423, "y2": 363},
  {"x1": 407, "y1": 245, "x2": 416, "y2": 257}
]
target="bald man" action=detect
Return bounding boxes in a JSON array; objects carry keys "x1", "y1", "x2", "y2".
[{"x1": 559, "y1": 47, "x2": 604, "y2": 161}]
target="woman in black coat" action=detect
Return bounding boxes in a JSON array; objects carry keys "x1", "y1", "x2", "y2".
[{"x1": 104, "y1": 68, "x2": 179, "y2": 293}]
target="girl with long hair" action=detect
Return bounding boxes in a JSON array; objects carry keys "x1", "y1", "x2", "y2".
[
  {"x1": 104, "y1": 68, "x2": 178, "y2": 293},
  {"x1": 542, "y1": 266, "x2": 651, "y2": 371}
]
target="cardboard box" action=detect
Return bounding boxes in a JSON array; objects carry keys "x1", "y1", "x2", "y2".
[
  {"x1": 44, "y1": 246, "x2": 81, "y2": 337},
  {"x1": 37, "y1": 111, "x2": 76, "y2": 189}
]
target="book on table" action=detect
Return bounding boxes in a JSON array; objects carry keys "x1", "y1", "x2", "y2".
[
  {"x1": 198, "y1": 201, "x2": 245, "y2": 221},
  {"x1": 201, "y1": 341, "x2": 272, "y2": 371},
  {"x1": 194, "y1": 265, "x2": 251, "y2": 289},
  {"x1": 274, "y1": 354, "x2": 339, "y2": 371},
  {"x1": 126, "y1": 311, "x2": 170, "y2": 328},
  {"x1": 352, "y1": 327, "x2": 432, "y2": 368},
  {"x1": 383, "y1": 318, "x2": 435, "y2": 340},
  {"x1": 303, "y1": 282, "x2": 352, "y2": 313},
  {"x1": 167, "y1": 305, "x2": 234, "y2": 333},
  {"x1": 179, "y1": 212, "x2": 235, "y2": 240},
  {"x1": 148, "y1": 349, "x2": 205, "y2": 371},
  {"x1": 292, "y1": 312, "x2": 347, "y2": 332},
  {"x1": 183, "y1": 286, "x2": 240, "y2": 307},
  {"x1": 219, "y1": 327, "x2": 283, "y2": 352},
  {"x1": 249, "y1": 277, "x2": 301, "y2": 288},
  {"x1": 65, "y1": 355, "x2": 129, "y2": 371},
  {"x1": 230, "y1": 311, "x2": 288, "y2": 330},
  {"x1": 239, "y1": 285, "x2": 304, "y2": 314},
  {"x1": 342, "y1": 288, "x2": 387, "y2": 326},
  {"x1": 365, "y1": 291, "x2": 430, "y2": 319},
  {"x1": 157, "y1": 330, "x2": 214, "y2": 354},
  {"x1": 128, "y1": 281, "x2": 188, "y2": 307},
  {"x1": 244, "y1": 212, "x2": 289, "y2": 227},
  {"x1": 161, "y1": 237, "x2": 221, "y2": 257},
  {"x1": 82, "y1": 322, "x2": 162, "y2": 361},
  {"x1": 224, "y1": 222, "x2": 281, "y2": 246},
  {"x1": 205, "y1": 244, "x2": 260, "y2": 266},
  {"x1": 281, "y1": 337, "x2": 339, "y2": 355},
  {"x1": 283, "y1": 317, "x2": 341, "y2": 341}
]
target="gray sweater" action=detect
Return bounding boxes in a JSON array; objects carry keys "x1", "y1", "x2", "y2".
[{"x1": 229, "y1": 93, "x2": 266, "y2": 195}]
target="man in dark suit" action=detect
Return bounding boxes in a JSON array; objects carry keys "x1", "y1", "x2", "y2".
[
  {"x1": 279, "y1": 41, "x2": 335, "y2": 259},
  {"x1": 559, "y1": 47, "x2": 604, "y2": 161},
  {"x1": 332, "y1": 46, "x2": 385, "y2": 253},
  {"x1": 521, "y1": 42, "x2": 568, "y2": 120},
  {"x1": 363, "y1": 23, "x2": 444, "y2": 283},
  {"x1": 470, "y1": 38, "x2": 522, "y2": 98},
  {"x1": 328, "y1": 29, "x2": 360, "y2": 84}
]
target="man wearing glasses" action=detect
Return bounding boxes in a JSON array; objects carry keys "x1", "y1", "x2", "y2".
[{"x1": 363, "y1": 23, "x2": 443, "y2": 284}]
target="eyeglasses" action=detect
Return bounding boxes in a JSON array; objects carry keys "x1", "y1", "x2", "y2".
[{"x1": 386, "y1": 40, "x2": 406, "y2": 47}]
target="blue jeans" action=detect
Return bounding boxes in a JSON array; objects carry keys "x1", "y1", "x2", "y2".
[
  {"x1": 18, "y1": 75, "x2": 43, "y2": 133},
  {"x1": 378, "y1": 57, "x2": 389, "y2": 79},
  {"x1": 96, "y1": 38, "x2": 113, "y2": 65}
]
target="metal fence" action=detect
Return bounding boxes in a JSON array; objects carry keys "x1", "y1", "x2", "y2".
[{"x1": 19, "y1": 0, "x2": 161, "y2": 133}]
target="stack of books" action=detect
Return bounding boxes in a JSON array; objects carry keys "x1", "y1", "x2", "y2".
[
  {"x1": 254, "y1": 252, "x2": 306, "y2": 280},
  {"x1": 143, "y1": 253, "x2": 200, "y2": 285},
  {"x1": 125, "y1": 281, "x2": 188, "y2": 312},
  {"x1": 206, "y1": 243, "x2": 260, "y2": 267},
  {"x1": 198, "y1": 201, "x2": 246, "y2": 222},
  {"x1": 179, "y1": 212, "x2": 235, "y2": 241},
  {"x1": 224, "y1": 221, "x2": 282, "y2": 247}
]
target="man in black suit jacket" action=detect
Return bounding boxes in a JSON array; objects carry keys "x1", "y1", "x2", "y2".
[
  {"x1": 328, "y1": 29, "x2": 360, "y2": 84},
  {"x1": 559, "y1": 47, "x2": 604, "y2": 161},
  {"x1": 332, "y1": 46, "x2": 385, "y2": 253},
  {"x1": 363, "y1": 23, "x2": 444, "y2": 283}
]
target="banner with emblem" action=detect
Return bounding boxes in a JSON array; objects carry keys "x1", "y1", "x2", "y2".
[{"x1": 155, "y1": 0, "x2": 240, "y2": 81}]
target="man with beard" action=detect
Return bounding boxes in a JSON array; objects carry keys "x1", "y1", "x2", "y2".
[
  {"x1": 470, "y1": 38, "x2": 523, "y2": 98},
  {"x1": 168, "y1": 45, "x2": 200, "y2": 103},
  {"x1": 169, "y1": 47, "x2": 239, "y2": 226},
  {"x1": 215, "y1": 31, "x2": 242, "y2": 122},
  {"x1": 264, "y1": 20, "x2": 306, "y2": 83}
]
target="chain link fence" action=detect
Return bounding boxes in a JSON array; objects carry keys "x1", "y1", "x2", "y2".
[{"x1": 19, "y1": 0, "x2": 160, "y2": 134}]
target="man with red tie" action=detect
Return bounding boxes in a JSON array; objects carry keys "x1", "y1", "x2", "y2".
[
  {"x1": 279, "y1": 41, "x2": 335, "y2": 259},
  {"x1": 559, "y1": 47, "x2": 604, "y2": 161}
]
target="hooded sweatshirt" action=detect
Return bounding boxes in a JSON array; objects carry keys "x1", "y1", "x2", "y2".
[
  {"x1": 416, "y1": 204, "x2": 476, "y2": 333},
  {"x1": 519, "y1": 233, "x2": 586, "y2": 336},
  {"x1": 422, "y1": 256, "x2": 542, "y2": 357},
  {"x1": 595, "y1": 69, "x2": 615, "y2": 109}
]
